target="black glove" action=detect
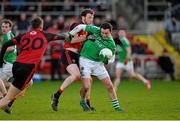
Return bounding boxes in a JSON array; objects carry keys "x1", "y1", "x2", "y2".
[{"x1": 0, "y1": 59, "x2": 5, "y2": 68}]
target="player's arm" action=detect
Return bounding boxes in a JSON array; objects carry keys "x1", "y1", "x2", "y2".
[
  {"x1": 44, "y1": 32, "x2": 68, "y2": 42},
  {"x1": 124, "y1": 46, "x2": 132, "y2": 65},
  {"x1": 70, "y1": 34, "x2": 86, "y2": 44},
  {"x1": 69, "y1": 24, "x2": 87, "y2": 36},
  {"x1": 0, "y1": 39, "x2": 15, "y2": 67}
]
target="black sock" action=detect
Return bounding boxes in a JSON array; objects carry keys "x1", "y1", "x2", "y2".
[
  {"x1": 54, "y1": 91, "x2": 61, "y2": 98},
  {"x1": 8, "y1": 99, "x2": 15, "y2": 107}
]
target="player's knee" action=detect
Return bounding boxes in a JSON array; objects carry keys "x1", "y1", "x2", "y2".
[
  {"x1": 72, "y1": 73, "x2": 81, "y2": 80},
  {"x1": 84, "y1": 87, "x2": 89, "y2": 93},
  {"x1": 129, "y1": 72, "x2": 136, "y2": 78}
]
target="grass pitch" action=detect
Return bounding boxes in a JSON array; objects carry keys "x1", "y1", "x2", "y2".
[{"x1": 0, "y1": 79, "x2": 180, "y2": 120}]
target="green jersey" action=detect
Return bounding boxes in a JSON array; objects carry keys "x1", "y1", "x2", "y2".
[
  {"x1": 80, "y1": 25, "x2": 116, "y2": 62},
  {"x1": 116, "y1": 37, "x2": 130, "y2": 62},
  {"x1": 0, "y1": 31, "x2": 17, "y2": 63}
]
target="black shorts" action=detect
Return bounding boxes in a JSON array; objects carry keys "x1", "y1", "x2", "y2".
[
  {"x1": 61, "y1": 49, "x2": 80, "y2": 68},
  {"x1": 12, "y1": 62, "x2": 35, "y2": 90}
]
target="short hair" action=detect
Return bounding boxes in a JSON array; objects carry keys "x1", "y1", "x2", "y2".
[
  {"x1": 31, "y1": 16, "x2": 43, "y2": 29},
  {"x1": 100, "y1": 22, "x2": 112, "y2": 32},
  {"x1": 1, "y1": 19, "x2": 13, "y2": 28},
  {"x1": 80, "y1": 9, "x2": 94, "y2": 17}
]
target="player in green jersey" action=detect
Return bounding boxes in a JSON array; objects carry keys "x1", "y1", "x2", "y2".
[
  {"x1": 69, "y1": 22, "x2": 125, "y2": 112},
  {"x1": 0, "y1": 19, "x2": 16, "y2": 97},
  {"x1": 0, "y1": 19, "x2": 33, "y2": 114},
  {"x1": 0, "y1": 19, "x2": 17, "y2": 113},
  {"x1": 113, "y1": 30, "x2": 151, "y2": 91}
]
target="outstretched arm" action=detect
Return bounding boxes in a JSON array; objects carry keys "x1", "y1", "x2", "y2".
[
  {"x1": 69, "y1": 24, "x2": 86, "y2": 36},
  {"x1": 124, "y1": 47, "x2": 132, "y2": 65}
]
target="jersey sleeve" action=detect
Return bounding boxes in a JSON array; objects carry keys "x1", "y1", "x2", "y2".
[
  {"x1": 44, "y1": 33, "x2": 65, "y2": 42},
  {"x1": 12, "y1": 34, "x2": 23, "y2": 45},
  {"x1": 85, "y1": 25, "x2": 100, "y2": 34}
]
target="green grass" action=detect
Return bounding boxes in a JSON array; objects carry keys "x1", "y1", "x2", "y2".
[{"x1": 0, "y1": 80, "x2": 180, "y2": 120}]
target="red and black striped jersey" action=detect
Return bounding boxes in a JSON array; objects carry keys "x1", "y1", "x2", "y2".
[{"x1": 12, "y1": 29, "x2": 63, "y2": 64}]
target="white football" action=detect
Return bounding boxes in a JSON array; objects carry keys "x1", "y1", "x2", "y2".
[{"x1": 99, "y1": 48, "x2": 113, "y2": 59}]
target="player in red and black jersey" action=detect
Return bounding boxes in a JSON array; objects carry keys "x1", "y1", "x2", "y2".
[
  {"x1": 0, "y1": 16, "x2": 66, "y2": 110},
  {"x1": 51, "y1": 9, "x2": 95, "y2": 111}
]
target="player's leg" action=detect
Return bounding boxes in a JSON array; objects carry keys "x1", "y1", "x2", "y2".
[
  {"x1": 0, "y1": 63, "x2": 14, "y2": 114},
  {"x1": 80, "y1": 78, "x2": 91, "y2": 111},
  {"x1": 18, "y1": 79, "x2": 33, "y2": 97},
  {"x1": 0, "y1": 84, "x2": 21, "y2": 109},
  {"x1": 95, "y1": 63, "x2": 124, "y2": 112},
  {"x1": 2, "y1": 79, "x2": 33, "y2": 114},
  {"x1": 114, "y1": 62, "x2": 125, "y2": 91},
  {"x1": 51, "y1": 64, "x2": 81, "y2": 111},
  {"x1": 1, "y1": 62, "x2": 36, "y2": 113},
  {"x1": 101, "y1": 76, "x2": 125, "y2": 112},
  {"x1": 127, "y1": 61, "x2": 151, "y2": 90},
  {"x1": 114, "y1": 68, "x2": 123, "y2": 92},
  {"x1": 0, "y1": 80, "x2": 7, "y2": 97},
  {"x1": 0, "y1": 63, "x2": 13, "y2": 96},
  {"x1": 79, "y1": 57, "x2": 92, "y2": 111},
  {"x1": 85, "y1": 78, "x2": 95, "y2": 111}
]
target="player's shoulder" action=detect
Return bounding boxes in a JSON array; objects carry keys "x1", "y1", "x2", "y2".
[
  {"x1": 122, "y1": 37, "x2": 129, "y2": 43},
  {"x1": 70, "y1": 22, "x2": 80, "y2": 30}
]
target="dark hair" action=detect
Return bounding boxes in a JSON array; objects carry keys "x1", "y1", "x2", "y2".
[
  {"x1": 80, "y1": 9, "x2": 94, "y2": 17},
  {"x1": 31, "y1": 16, "x2": 43, "y2": 29},
  {"x1": 100, "y1": 22, "x2": 112, "y2": 32},
  {"x1": 1, "y1": 19, "x2": 13, "y2": 28}
]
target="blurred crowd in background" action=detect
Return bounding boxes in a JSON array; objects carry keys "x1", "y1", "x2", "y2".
[{"x1": 0, "y1": 0, "x2": 179, "y2": 80}]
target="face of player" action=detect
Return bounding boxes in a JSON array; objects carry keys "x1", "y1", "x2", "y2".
[
  {"x1": 101, "y1": 28, "x2": 111, "y2": 39},
  {"x1": 1, "y1": 23, "x2": 12, "y2": 34},
  {"x1": 83, "y1": 13, "x2": 94, "y2": 25}
]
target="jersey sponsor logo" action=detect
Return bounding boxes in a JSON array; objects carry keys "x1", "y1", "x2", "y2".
[{"x1": 30, "y1": 31, "x2": 37, "y2": 35}]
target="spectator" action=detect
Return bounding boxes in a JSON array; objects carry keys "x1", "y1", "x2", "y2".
[
  {"x1": 94, "y1": 17, "x2": 101, "y2": 27},
  {"x1": 49, "y1": 41, "x2": 63, "y2": 81},
  {"x1": 158, "y1": 49, "x2": 176, "y2": 81},
  {"x1": 44, "y1": 15, "x2": 53, "y2": 30},
  {"x1": 117, "y1": 15, "x2": 129, "y2": 30},
  {"x1": 17, "y1": 13, "x2": 30, "y2": 31},
  {"x1": 10, "y1": 0, "x2": 26, "y2": 11},
  {"x1": 104, "y1": 14, "x2": 118, "y2": 30},
  {"x1": 46, "y1": 20, "x2": 60, "y2": 34},
  {"x1": 163, "y1": 15, "x2": 180, "y2": 44}
]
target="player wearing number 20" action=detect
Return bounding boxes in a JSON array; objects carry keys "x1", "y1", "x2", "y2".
[{"x1": 0, "y1": 16, "x2": 66, "y2": 110}]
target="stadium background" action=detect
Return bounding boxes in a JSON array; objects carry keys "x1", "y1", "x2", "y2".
[
  {"x1": 0, "y1": 0, "x2": 180, "y2": 80},
  {"x1": 0, "y1": 0, "x2": 180, "y2": 120}
]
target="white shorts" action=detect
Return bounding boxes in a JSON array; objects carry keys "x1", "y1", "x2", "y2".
[
  {"x1": 116, "y1": 61, "x2": 134, "y2": 71},
  {"x1": 0, "y1": 62, "x2": 13, "y2": 82},
  {"x1": 79, "y1": 57, "x2": 109, "y2": 80}
]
